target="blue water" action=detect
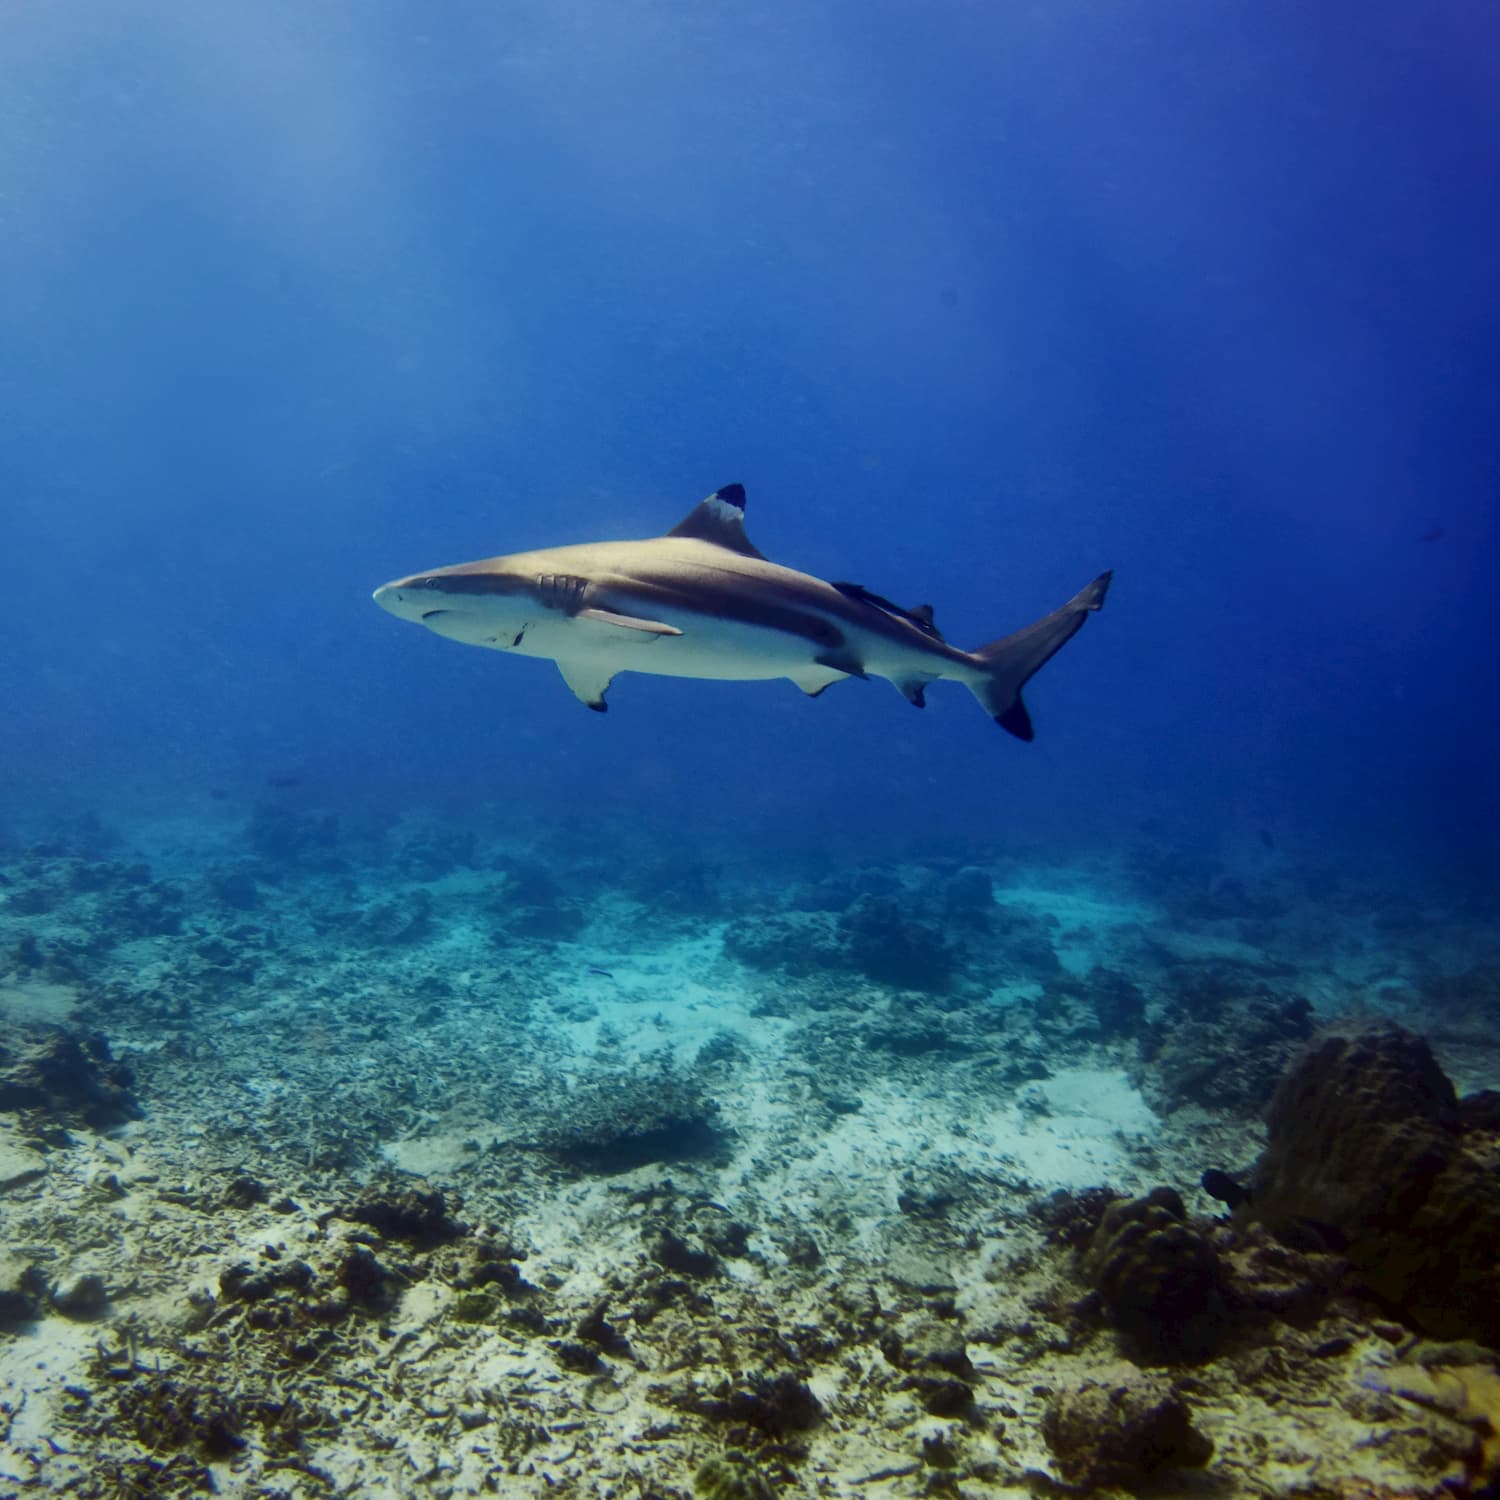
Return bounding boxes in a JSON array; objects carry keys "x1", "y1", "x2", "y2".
[
  {"x1": 2, "y1": 2, "x2": 1497, "y2": 877},
  {"x1": 6, "y1": 10, "x2": 1500, "y2": 1492}
]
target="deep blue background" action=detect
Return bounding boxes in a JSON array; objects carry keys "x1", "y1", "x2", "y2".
[{"x1": 3, "y1": 1, "x2": 1497, "y2": 882}]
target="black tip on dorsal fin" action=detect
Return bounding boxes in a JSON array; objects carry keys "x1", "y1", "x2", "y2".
[
  {"x1": 909, "y1": 604, "x2": 935, "y2": 629},
  {"x1": 666, "y1": 483, "x2": 765, "y2": 559}
]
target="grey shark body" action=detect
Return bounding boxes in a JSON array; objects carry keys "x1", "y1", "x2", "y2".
[{"x1": 373, "y1": 484, "x2": 1110, "y2": 738}]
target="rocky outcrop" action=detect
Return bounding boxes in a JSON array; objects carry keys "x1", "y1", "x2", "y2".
[
  {"x1": 0, "y1": 1027, "x2": 140, "y2": 1129},
  {"x1": 1247, "y1": 1026, "x2": 1500, "y2": 1346},
  {"x1": 1136, "y1": 992, "x2": 1314, "y2": 1115},
  {"x1": 1042, "y1": 1375, "x2": 1212, "y2": 1490},
  {"x1": 537, "y1": 1070, "x2": 728, "y2": 1174}
]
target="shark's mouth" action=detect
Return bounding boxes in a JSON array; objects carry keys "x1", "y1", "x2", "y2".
[{"x1": 420, "y1": 609, "x2": 451, "y2": 622}]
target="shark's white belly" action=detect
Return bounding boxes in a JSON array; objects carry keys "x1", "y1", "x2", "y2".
[
  {"x1": 516, "y1": 608, "x2": 972, "y2": 711},
  {"x1": 507, "y1": 604, "x2": 831, "y2": 682}
]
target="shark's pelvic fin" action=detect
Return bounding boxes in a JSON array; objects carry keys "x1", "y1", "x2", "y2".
[
  {"x1": 815, "y1": 648, "x2": 868, "y2": 680},
  {"x1": 557, "y1": 659, "x2": 614, "y2": 712},
  {"x1": 666, "y1": 483, "x2": 766, "y2": 559},
  {"x1": 576, "y1": 606, "x2": 682, "y2": 637},
  {"x1": 790, "y1": 662, "x2": 854, "y2": 697}
]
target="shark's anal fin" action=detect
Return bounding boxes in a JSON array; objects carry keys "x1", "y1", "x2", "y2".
[
  {"x1": 557, "y1": 660, "x2": 615, "y2": 712},
  {"x1": 576, "y1": 606, "x2": 682, "y2": 637},
  {"x1": 666, "y1": 483, "x2": 767, "y2": 559}
]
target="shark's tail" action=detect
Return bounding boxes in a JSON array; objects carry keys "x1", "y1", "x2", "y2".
[{"x1": 968, "y1": 572, "x2": 1112, "y2": 740}]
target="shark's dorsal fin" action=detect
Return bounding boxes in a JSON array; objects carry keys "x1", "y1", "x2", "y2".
[{"x1": 667, "y1": 483, "x2": 766, "y2": 559}]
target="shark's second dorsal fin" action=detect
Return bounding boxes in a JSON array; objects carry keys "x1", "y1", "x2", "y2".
[
  {"x1": 666, "y1": 483, "x2": 765, "y2": 559},
  {"x1": 831, "y1": 581, "x2": 945, "y2": 642}
]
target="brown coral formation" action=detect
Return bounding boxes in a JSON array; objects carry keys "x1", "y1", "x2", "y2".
[
  {"x1": 1247, "y1": 1026, "x2": 1500, "y2": 1346},
  {"x1": 1041, "y1": 1375, "x2": 1213, "y2": 1489},
  {"x1": 1085, "y1": 1186, "x2": 1232, "y2": 1363},
  {"x1": 0, "y1": 1025, "x2": 139, "y2": 1128}
]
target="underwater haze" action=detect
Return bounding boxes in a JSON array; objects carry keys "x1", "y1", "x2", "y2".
[
  {"x1": 3, "y1": 0, "x2": 1496, "y2": 875},
  {"x1": 4, "y1": 4, "x2": 1500, "y2": 1497}
]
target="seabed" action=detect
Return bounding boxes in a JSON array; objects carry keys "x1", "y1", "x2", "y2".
[{"x1": 2, "y1": 801, "x2": 1497, "y2": 1497}]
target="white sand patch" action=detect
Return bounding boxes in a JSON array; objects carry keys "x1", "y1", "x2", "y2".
[
  {"x1": 1150, "y1": 928, "x2": 1277, "y2": 965},
  {"x1": 1035, "y1": 1066, "x2": 1157, "y2": 1133},
  {"x1": 0, "y1": 978, "x2": 79, "y2": 1025},
  {"x1": 546, "y1": 929, "x2": 781, "y2": 1068},
  {"x1": 0, "y1": 1316, "x2": 100, "y2": 1489},
  {"x1": 0, "y1": 1127, "x2": 48, "y2": 1194},
  {"x1": 381, "y1": 1128, "x2": 479, "y2": 1179}
]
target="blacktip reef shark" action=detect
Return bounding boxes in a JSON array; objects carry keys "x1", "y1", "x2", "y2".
[{"x1": 372, "y1": 484, "x2": 1111, "y2": 739}]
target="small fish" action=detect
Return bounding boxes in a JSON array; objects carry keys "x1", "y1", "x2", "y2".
[
  {"x1": 1259, "y1": 828, "x2": 1275, "y2": 851},
  {"x1": 1419, "y1": 524, "x2": 1444, "y2": 544},
  {"x1": 586, "y1": 965, "x2": 614, "y2": 979},
  {"x1": 1201, "y1": 1167, "x2": 1251, "y2": 1210},
  {"x1": 266, "y1": 773, "x2": 301, "y2": 789}
]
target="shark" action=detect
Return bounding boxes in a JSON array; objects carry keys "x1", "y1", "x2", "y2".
[{"x1": 372, "y1": 483, "x2": 1111, "y2": 739}]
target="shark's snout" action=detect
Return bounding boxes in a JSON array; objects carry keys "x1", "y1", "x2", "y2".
[
  {"x1": 373, "y1": 573, "x2": 503, "y2": 646},
  {"x1": 372, "y1": 583, "x2": 399, "y2": 614},
  {"x1": 373, "y1": 579, "x2": 430, "y2": 620}
]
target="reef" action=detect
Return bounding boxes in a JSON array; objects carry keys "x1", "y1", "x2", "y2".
[
  {"x1": 4, "y1": 818, "x2": 1500, "y2": 1497},
  {"x1": 1134, "y1": 981, "x2": 1315, "y2": 1115},
  {"x1": 343, "y1": 1183, "x2": 467, "y2": 1246},
  {"x1": 535, "y1": 1067, "x2": 729, "y2": 1173},
  {"x1": 0, "y1": 1025, "x2": 140, "y2": 1129},
  {"x1": 1084, "y1": 1186, "x2": 1232, "y2": 1363},
  {"x1": 1041, "y1": 1375, "x2": 1213, "y2": 1489},
  {"x1": 722, "y1": 863, "x2": 1065, "y2": 997},
  {"x1": 693, "y1": 1449, "x2": 776, "y2": 1500},
  {"x1": 1245, "y1": 1025, "x2": 1500, "y2": 1346}
]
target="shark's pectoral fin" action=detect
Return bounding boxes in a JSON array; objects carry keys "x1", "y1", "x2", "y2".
[
  {"x1": 575, "y1": 606, "x2": 682, "y2": 637},
  {"x1": 557, "y1": 659, "x2": 615, "y2": 712}
]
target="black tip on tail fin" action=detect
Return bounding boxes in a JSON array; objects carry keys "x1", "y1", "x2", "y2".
[
  {"x1": 971, "y1": 570, "x2": 1112, "y2": 741},
  {"x1": 996, "y1": 699, "x2": 1034, "y2": 741}
]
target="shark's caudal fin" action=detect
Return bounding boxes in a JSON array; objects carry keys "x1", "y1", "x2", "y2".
[{"x1": 969, "y1": 572, "x2": 1112, "y2": 740}]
